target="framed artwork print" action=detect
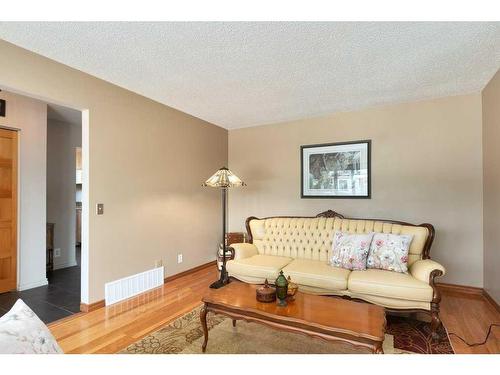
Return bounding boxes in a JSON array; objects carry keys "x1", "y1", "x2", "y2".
[{"x1": 301, "y1": 140, "x2": 371, "y2": 199}]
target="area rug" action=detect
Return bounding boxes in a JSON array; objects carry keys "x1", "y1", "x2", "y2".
[{"x1": 121, "y1": 305, "x2": 454, "y2": 354}]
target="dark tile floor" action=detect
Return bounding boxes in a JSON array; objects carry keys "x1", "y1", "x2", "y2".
[{"x1": 0, "y1": 247, "x2": 81, "y2": 324}]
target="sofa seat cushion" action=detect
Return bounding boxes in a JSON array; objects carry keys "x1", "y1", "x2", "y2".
[
  {"x1": 348, "y1": 269, "x2": 433, "y2": 302},
  {"x1": 227, "y1": 255, "x2": 292, "y2": 280},
  {"x1": 282, "y1": 259, "x2": 351, "y2": 291}
]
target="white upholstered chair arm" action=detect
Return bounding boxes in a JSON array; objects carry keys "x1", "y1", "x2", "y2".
[
  {"x1": 231, "y1": 243, "x2": 258, "y2": 260},
  {"x1": 410, "y1": 259, "x2": 446, "y2": 283}
]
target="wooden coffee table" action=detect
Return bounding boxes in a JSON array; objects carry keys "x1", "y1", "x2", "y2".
[{"x1": 200, "y1": 282, "x2": 386, "y2": 354}]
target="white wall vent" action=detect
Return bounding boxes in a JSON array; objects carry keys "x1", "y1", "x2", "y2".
[{"x1": 104, "y1": 266, "x2": 164, "y2": 306}]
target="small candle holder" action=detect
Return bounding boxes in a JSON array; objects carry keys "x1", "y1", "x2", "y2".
[{"x1": 287, "y1": 276, "x2": 298, "y2": 301}]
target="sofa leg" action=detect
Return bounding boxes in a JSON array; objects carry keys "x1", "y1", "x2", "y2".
[
  {"x1": 428, "y1": 269, "x2": 444, "y2": 342},
  {"x1": 430, "y1": 303, "x2": 442, "y2": 341}
]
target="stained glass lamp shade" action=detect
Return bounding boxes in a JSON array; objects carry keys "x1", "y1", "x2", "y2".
[{"x1": 203, "y1": 167, "x2": 246, "y2": 188}]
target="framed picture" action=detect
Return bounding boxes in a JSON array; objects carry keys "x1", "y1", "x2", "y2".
[{"x1": 301, "y1": 140, "x2": 371, "y2": 198}]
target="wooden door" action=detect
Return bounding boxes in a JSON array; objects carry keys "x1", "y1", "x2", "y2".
[{"x1": 0, "y1": 128, "x2": 17, "y2": 293}]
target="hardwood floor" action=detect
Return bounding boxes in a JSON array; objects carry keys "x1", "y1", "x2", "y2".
[
  {"x1": 440, "y1": 290, "x2": 499, "y2": 353},
  {"x1": 48, "y1": 265, "x2": 500, "y2": 354}
]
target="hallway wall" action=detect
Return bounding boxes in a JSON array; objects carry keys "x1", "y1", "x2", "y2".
[{"x1": 0, "y1": 90, "x2": 47, "y2": 291}]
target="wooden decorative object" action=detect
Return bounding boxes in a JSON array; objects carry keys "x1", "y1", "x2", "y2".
[
  {"x1": 226, "y1": 232, "x2": 247, "y2": 245},
  {"x1": 201, "y1": 282, "x2": 386, "y2": 354},
  {"x1": 256, "y1": 279, "x2": 276, "y2": 303},
  {"x1": 216, "y1": 232, "x2": 247, "y2": 271}
]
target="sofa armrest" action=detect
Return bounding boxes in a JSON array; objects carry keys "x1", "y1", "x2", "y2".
[
  {"x1": 410, "y1": 259, "x2": 446, "y2": 283},
  {"x1": 231, "y1": 243, "x2": 258, "y2": 260}
]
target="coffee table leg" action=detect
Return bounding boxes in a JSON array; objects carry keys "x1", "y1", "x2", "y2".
[
  {"x1": 232, "y1": 319, "x2": 236, "y2": 327},
  {"x1": 200, "y1": 305, "x2": 209, "y2": 353},
  {"x1": 374, "y1": 342, "x2": 384, "y2": 354}
]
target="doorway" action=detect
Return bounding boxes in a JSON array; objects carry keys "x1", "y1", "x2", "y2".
[
  {"x1": 44, "y1": 104, "x2": 82, "y2": 314},
  {"x1": 0, "y1": 90, "x2": 88, "y2": 323}
]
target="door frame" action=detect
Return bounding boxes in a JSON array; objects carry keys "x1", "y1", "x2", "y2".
[
  {"x1": 80, "y1": 109, "x2": 90, "y2": 305},
  {"x1": 0, "y1": 85, "x2": 90, "y2": 305}
]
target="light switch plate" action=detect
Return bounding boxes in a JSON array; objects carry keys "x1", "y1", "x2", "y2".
[{"x1": 96, "y1": 203, "x2": 104, "y2": 215}]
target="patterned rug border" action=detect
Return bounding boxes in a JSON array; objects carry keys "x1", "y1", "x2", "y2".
[{"x1": 121, "y1": 302, "x2": 454, "y2": 354}]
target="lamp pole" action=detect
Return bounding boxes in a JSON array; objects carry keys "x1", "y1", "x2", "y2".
[
  {"x1": 210, "y1": 187, "x2": 229, "y2": 288},
  {"x1": 221, "y1": 187, "x2": 228, "y2": 284}
]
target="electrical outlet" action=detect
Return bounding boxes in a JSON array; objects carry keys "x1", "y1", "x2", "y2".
[
  {"x1": 177, "y1": 253, "x2": 183, "y2": 264},
  {"x1": 155, "y1": 260, "x2": 163, "y2": 268},
  {"x1": 54, "y1": 248, "x2": 61, "y2": 257}
]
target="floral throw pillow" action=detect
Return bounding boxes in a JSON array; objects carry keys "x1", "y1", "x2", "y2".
[
  {"x1": 0, "y1": 299, "x2": 63, "y2": 354},
  {"x1": 367, "y1": 233, "x2": 414, "y2": 273},
  {"x1": 330, "y1": 231, "x2": 374, "y2": 270}
]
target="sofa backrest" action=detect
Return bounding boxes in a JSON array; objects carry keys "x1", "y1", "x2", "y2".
[{"x1": 246, "y1": 210, "x2": 434, "y2": 266}]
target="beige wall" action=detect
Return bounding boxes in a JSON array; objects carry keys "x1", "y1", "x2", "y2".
[
  {"x1": 47, "y1": 119, "x2": 81, "y2": 270},
  {"x1": 482, "y1": 69, "x2": 500, "y2": 303},
  {"x1": 0, "y1": 90, "x2": 48, "y2": 290},
  {"x1": 229, "y1": 94, "x2": 484, "y2": 287},
  {"x1": 0, "y1": 40, "x2": 228, "y2": 303}
]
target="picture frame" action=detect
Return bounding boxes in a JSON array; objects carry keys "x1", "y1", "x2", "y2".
[{"x1": 301, "y1": 140, "x2": 371, "y2": 199}]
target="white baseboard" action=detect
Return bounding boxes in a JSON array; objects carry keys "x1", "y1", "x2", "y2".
[
  {"x1": 53, "y1": 260, "x2": 78, "y2": 270},
  {"x1": 17, "y1": 278, "x2": 48, "y2": 291}
]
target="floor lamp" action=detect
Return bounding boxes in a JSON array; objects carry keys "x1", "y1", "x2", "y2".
[{"x1": 203, "y1": 167, "x2": 245, "y2": 289}]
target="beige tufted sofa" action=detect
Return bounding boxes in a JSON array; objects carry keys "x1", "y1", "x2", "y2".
[{"x1": 227, "y1": 210, "x2": 446, "y2": 337}]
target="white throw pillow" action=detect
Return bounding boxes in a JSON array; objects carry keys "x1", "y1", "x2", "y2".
[
  {"x1": 330, "y1": 231, "x2": 375, "y2": 270},
  {"x1": 0, "y1": 299, "x2": 63, "y2": 354},
  {"x1": 367, "y1": 233, "x2": 414, "y2": 273}
]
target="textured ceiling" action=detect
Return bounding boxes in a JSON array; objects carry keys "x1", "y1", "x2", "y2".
[{"x1": 0, "y1": 22, "x2": 499, "y2": 129}]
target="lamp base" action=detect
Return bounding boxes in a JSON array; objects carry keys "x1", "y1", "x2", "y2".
[
  {"x1": 210, "y1": 269, "x2": 230, "y2": 289},
  {"x1": 209, "y1": 278, "x2": 230, "y2": 289}
]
